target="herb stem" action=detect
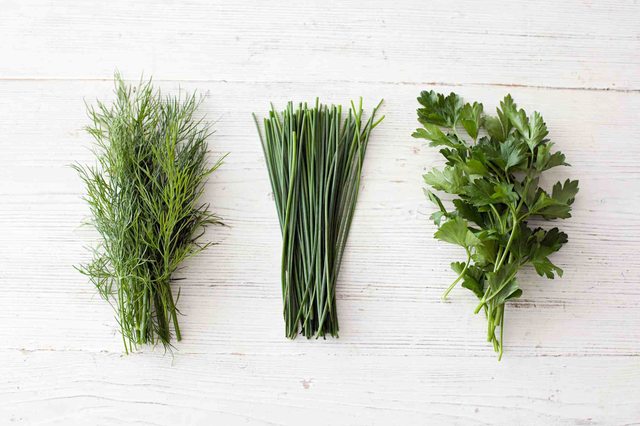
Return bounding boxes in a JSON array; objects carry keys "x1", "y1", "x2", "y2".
[
  {"x1": 494, "y1": 209, "x2": 519, "y2": 272},
  {"x1": 474, "y1": 268, "x2": 519, "y2": 313},
  {"x1": 489, "y1": 204, "x2": 504, "y2": 233},
  {"x1": 256, "y1": 99, "x2": 382, "y2": 338},
  {"x1": 442, "y1": 249, "x2": 471, "y2": 300},
  {"x1": 498, "y1": 305, "x2": 505, "y2": 361}
]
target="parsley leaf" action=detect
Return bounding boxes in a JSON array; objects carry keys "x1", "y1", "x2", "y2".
[
  {"x1": 435, "y1": 216, "x2": 480, "y2": 248},
  {"x1": 412, "y1": 125, "x2": 461, "y2": 149},
  {"x1": 460, "y1": 102, "x2": 484, "y2": 141},
  {"x1": 417, "y1": 90, "x2": 464, "y2": 128},
  {"x1": 423, "y1": 166, "x2": 467, "y2": 194}
]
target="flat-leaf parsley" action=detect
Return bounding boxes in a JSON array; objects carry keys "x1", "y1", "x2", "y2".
[{"x1": 413, "y1": 91, "x2": 579, "y2": 359}]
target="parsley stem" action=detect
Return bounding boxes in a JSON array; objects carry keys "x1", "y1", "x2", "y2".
[
  {"x1": 451, "y1": 123, "x2": 461, "y2": 141},
  {"x1": 442, "y1": 249, "x2": 471, "y2": 300},
  {"x1": 489, "y1": 204, "x2": 504, "y2": 232},
  {"x1": 494, "y1": 209, "x2": 519, "y2": 272},
  {"x1": 487, "y1": 162, "x2": 507, "y2": 181},
  {"x1": 498, "y1": 305, "x2": 505, "y2": 361},
  {"x1": 495, "y1": 247, "x2": 504, "y2": 266},
  {"x1": 488, "y1": 310, "x2": 495, "y2": 341},
  {"x1": 474, "y1": 269, "x2": 519, "y2": 313}
]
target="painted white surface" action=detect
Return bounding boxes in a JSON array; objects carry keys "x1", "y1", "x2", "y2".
[{"x1": 1, "y1": 1, "x2": 639, "y2": 424}]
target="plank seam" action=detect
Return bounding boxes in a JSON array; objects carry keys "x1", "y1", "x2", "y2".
[{"x1": 0, "y1": 78, "x2": 638, "y2": 93}]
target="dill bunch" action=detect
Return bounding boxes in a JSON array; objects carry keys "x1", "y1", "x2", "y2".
[
  {"x1": 75, "y1": 75, "x2": 224, "y2": 352},
  {"x1": 254, "y1": 99, "x2": 384, "y2": 339}
]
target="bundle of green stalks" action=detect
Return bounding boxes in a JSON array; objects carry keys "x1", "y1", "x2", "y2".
[
  {"x1": 254, "y1": 99, "x2": 384, "y2": 339},
  {"x1": 75, "y1": 75, "x2": 224, "y2": 352}
]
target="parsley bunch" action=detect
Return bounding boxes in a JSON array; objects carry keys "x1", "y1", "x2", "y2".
[{"x1": 413, "y1": 91, "x2": 579, "y2": 359}]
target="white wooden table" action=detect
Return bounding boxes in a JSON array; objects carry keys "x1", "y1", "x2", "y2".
[{"x1": 1, "y1": 1, "x2": 639, "y2": 424}]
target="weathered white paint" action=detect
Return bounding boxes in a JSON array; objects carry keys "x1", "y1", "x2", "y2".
[{"x1": 0, "y1": 1, "x2": 639, "y2": 424}]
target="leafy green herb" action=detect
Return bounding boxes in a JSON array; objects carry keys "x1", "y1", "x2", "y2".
[
  {"x1": 413, "y1": 91, "x2": 579, "y2": 359},
  {"x1": 255, "y1": 99, "x2": 384, "y2": 339},
  {"x1": 74, "y1": 75, "x2": 224, "y2": 352}
]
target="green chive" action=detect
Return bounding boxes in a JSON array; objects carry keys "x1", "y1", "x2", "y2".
[{"x1": 254, "y1": 99, "x2": 384, "y2": 339}]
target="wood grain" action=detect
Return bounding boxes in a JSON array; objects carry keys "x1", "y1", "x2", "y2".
[
  {"x1": 2, "y1": 350, "x2": 639, "y2": 425},
  {"x1": 2, "y1": 0, "x2": 639, "y2": 90},
  {"x1": 1, "y1": 1, "x2": 639, "y2": 424}
]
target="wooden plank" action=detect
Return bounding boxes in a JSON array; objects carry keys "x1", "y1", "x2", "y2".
[
  {"x1": 2, "y1": 0, "x2": 640, "y2": 418},
  {"x1": 1, "y1": 0, "x2": 639, "y2": 90},
  {"x1": 1, "y1": 349, "x2": 639, "y2": 425}
]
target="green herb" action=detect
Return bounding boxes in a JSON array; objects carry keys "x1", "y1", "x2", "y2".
[
  {"x1": 74, "y1": 75, "x2": 224, "y2": 352},
  {"x1": 413, "y1": 91, "x2": 579, "y2": 359},
  {"x1": 254, "y1": 99, "x2": 384, "y2": 338}
]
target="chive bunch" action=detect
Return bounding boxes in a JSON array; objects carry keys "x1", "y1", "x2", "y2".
[
  {"x1": 75, "y1": 75, "x2": 223, "y2": 352},
  {"x1": 255, "y1": 99, "x2": 384, "y2": 338}
]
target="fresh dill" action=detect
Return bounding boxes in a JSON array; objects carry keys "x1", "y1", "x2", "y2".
[{"x1": 75, "y1": 75, "x2": 224, "y2": 352}]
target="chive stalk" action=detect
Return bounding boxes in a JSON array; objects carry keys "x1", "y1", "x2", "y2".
[{"x1": 255, "y1": 99, "x2": 383, "y2": 338}]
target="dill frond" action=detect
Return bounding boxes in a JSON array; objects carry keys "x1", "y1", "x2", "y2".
[{"x1": 75, "y1": 74, "x2": 224, "y2": 352}]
